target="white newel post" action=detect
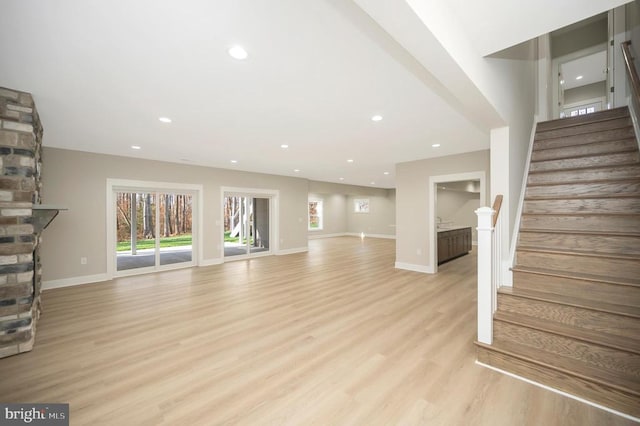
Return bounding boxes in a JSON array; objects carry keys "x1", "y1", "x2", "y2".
[{"x1": 476, "y1": 206, "x2": 495, "y2": 345}]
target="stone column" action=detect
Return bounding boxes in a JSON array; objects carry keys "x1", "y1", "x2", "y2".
[{"x1": 0, "y1": 87, "x2": 43, "y2": 358}]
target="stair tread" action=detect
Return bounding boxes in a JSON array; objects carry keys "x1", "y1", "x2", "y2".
[
  {"x1": 477, "y1": 339, "x2": 640, "y2": 396},
  {"x1": 518, "y1": 228, "x2": 640, "y2": 237},
  {"x1": 516, "y1": 246, "x2": 640, "y2": 261},
  {"x1": 512, "y1": 265, "x2": 640, "y2": 288},
  {"x1": 536, "y1": 107, "x2": 630, "y2": 132},
  {"x1": 499, "y1": 285, "x2": 640, "y2": 317},
  {"x1": 531, "y1": 138, "x2": 638, "y2": 157},
  {"x1": 494, "y1": 310, "x2": 640, "y2": 355},
  {"x1": 527, "y1": 176, "x2": 640, "y2": 187}
]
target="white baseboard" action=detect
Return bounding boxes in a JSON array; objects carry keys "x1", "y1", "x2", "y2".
[
  {"x1": 42, "y1": 273, "x2": 109, "y2": 290},
  {"x1": 199, "y1": 258, "x2": 223, "y2": 267},
  {"x1": 345, "y1": 232, "x2": 396, "y2": 240},
  {"x1": 308, "y1": 233, "x2": 347, "y2": 240},
  {"x1": 475, "y1": 360, "x2": 640, "y2": 423},
  {"x1": 394, "y1": 262, "x2": 434, "y2": 274},
  {"x1": 277, "y1": 247, "x2": 308, "y2": 255}
]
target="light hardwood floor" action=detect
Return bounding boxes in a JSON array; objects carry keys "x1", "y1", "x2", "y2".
[{"x1": 0, "y1": 237, "x2": 634, "y2": 425}]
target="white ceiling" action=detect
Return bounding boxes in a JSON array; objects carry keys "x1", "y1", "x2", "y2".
[{"x1": 0, "y1": 0, "x2": 629, "y2": 188}]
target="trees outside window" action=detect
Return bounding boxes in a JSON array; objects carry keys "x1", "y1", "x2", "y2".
[{"x1": 308, "y1": 200, "x2": 323, "y2": 230}]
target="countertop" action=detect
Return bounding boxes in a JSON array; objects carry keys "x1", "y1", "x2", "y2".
[{"x1": 437, "y1": 226, "x2": 472, "y2": 233}]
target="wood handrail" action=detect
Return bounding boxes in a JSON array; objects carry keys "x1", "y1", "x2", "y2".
[
  {"x1": 491, "y1": 195, "x2": 503, "y2": 228},
  {"x1": 622, "y1": 41, "x2": 640, "y2": 105}
]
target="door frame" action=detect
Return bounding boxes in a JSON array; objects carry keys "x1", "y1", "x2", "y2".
[
  {"x1": 106, "y1": 179, "x2": 204, "y2": 278},
  {"x1": 428, "y1": 171, "x2": 486, "y2": 274},
  {"x1": 220, "y1": 187, "x2": 279, "y2": 261}
]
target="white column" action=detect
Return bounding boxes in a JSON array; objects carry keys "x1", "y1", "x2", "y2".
[{"x1": 476, "y1": 206, "x2": 495, "y2": 345}]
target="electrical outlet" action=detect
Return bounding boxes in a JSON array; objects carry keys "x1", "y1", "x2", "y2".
[{"x1": 80, "y1": 257, "x2": 87, "y2": 265}]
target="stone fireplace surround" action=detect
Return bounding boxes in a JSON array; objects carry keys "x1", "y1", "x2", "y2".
[{"x1": 0, "y1": 87, "x2": 44, "y2": 358}]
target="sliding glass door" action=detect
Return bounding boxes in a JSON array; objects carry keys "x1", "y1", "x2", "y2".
[
  {"x1": 115, "y1": 190, "x2": 194, "y2": 273},
  {"x1": 223, "y1": 195, "x2": 270, "y2": 258}
]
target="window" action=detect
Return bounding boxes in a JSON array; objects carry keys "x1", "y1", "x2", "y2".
[
  {"x1": 308, "y1": 200, "x2": 323, "y2": 230},
  {"x1": 354, "y1": 198, "x2": 370, "y2": 213}
]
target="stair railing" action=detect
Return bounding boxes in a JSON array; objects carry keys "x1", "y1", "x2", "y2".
[
  {"x1": 476, "y1": 194, "x2": 503, "y2": 345},
  {"x1": 622, "y1": 41, "x2": 640, "y2": 150}
]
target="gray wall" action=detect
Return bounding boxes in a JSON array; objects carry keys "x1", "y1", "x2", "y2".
[
  {"x1": 551, "y1": 16, "x2": 608, "y2": 58},
  {"x1": 308, "y1": 181, "x2": 395, "y2": 238},
  {"x1": 564, "y1": 81, "x2": 607, "y2": 105},
  {"x1": 436, "y1": 188, "x2": 480, "y2": 243},
  {"x1": 395, "y1": 150, "x2": 490, "y2": 270},
  {"x1": 41, "y1": 147, "x2": 309, "y2": 282}
]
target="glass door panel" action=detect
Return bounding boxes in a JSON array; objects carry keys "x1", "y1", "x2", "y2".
[
  {"x1": 159, "y1": 193, "x2": 193, "y2": 266},
  {"x1": 116, "y1": 192, "x2": 156, "y2": 271},
  {"x1": 224, "y1": 195, "x2": 271, "y2": 258},
  {"x1": 250, "y1": 197, "x2": 269, "y2": 254}
]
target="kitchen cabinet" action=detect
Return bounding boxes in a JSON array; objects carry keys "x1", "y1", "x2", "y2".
[{"x1": 437, "y1": 227, "x2": 472, "y2": 265}]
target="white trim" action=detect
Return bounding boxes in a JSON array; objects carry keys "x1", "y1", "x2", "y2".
[
  {"x1": 429, "y1": 171, "x2": 486, "y2": 274},
  {"x1": 308, "y1": 232, "x2": 348, "y2": 239},
  {"x1": 199, "y1": 258, "x2": 223, "y2": 267},
  {"x1": 345, "y1": 232, "x2": 396, "y2": 240},
  {"x1": 394, "y1": 262, "x2": 434, "y2": 274},
  {"x1": 475, "y1": 361, "x2": 640, "y2": 423},
  {"x1": 276, "y1": 247, "x2": 308, "y2": 255},
  {"x1": 42, "y1": 273, "x2": 109, "y2": 290}
]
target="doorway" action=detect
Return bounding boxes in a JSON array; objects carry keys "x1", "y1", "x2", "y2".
[
  {"x1": 223, "y1": 195, "x2": 271, "y2": 258},
  {"x1": 428, "y1": 172, "x2": 486, "y2": 273},
  {"x1": 221, "y1": 187, "x2": 278, "y2": 261},
  {"x1": 107, "y1": 180, "x2": 202, "y2": 277}
]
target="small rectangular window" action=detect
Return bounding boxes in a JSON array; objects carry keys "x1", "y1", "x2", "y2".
[{"x1": 308, "y1": 200, "x2": 323, "y2": 230}]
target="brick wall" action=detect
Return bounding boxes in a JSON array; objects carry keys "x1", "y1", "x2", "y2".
[{"x1": 0, "y1": 87, "x2": 43, "y2": 358}]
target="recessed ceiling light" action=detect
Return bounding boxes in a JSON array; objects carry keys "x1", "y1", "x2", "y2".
[
  {"x1": 228, "y1": 45, "x2": 248, "y2": 60},
  {"x1": 339, "y1": 177, "x2": 344, "y2": 181},
  {"x1": 281, "y1": 144, "x2": 289, "y2": 149},
  {"x1": 230, "y1": 160, "x2": 238, "y2": 164},
  {"x1": 576, "y1": 75, "x2": 583, "y2": 80},
  {"x1": 293, "y1": 169, "x2": 300, "y2": 172},
  {"x1": 432, "y1": 143, "x2": 441, "y2": 148},
  {"x1": 131, "y1": 145, "x2": 141, "y2": 150},
  {"x1": 347, "y1": 159, "x2": 354, "y2": 163},
  {"x1": 383, "y1": 171, "x2": 390, "y2": 175},
  {"x1": 370, "y1": 181, "x2": 376, "y2": 185},
  {"x1": 158, "y1": 117, "x2": 172, "y2": 123},
  {"x1": 560, "y1": 79, "x2": 565, "y2": 85},
  {"x1": 371, "y1": 115, "x2": 383, "y2": 122}
]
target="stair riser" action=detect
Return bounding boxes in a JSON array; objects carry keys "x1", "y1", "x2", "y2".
[
  {"x1": 536, "y1": 108, "x2": 630, "y2": 132},
  {"x1": 476, "y1": 346, "x2": 640, "y2": 418},
  {"x1": 531, "y1": 139, "x2": 637, "y2": 162},
  {"x1": 523, "y1": 198, "x2": 640, "y2": 215},
  {"x1": 497, "y1": 293, "x2": 640, "y2": 341},
  {"x1": 493, "y1": 321, "x2": 640, "y2": 381},
  {"x1": 516, "y1": 250, "x2": 640, "y2": 281},
  {"x1": 517, "y1": 232, "x2": 640, "y2": 256},
  {"x1": 535, "y1": 117, "x2": 632, "y2": 140},
  {"x1": 534, "y1": 127, "x2": 636, "y2": 151},
  {"x1": 529, "y1": 152, "x2": 640, "y2": 173},
  {"x1": 520, "y1": 215, "x2": 640, "y2": 234},
  {"x1": 527, "y1": 165, "x2": 640, "y2": 185},
  {"x1": 525, "y1": 181, "x2": 640, "y2": 199}
]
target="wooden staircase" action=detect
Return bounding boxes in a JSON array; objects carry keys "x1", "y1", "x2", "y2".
[{"x1": 477, "y1": 106, "x2": 640, "y2": 418}]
